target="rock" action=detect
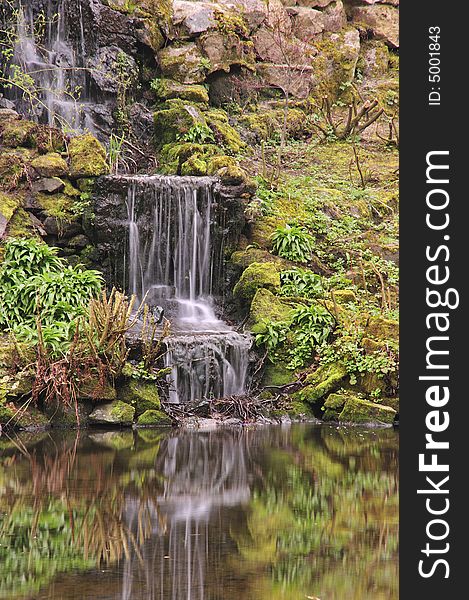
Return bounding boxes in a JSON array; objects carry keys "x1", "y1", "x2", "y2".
[
  {"x1": 296, "y1": 362, "x2": 348, "y2": 404},
  {"x1": 358, "y1": 40, "x2": 390, "y2": 78},
  {"x1": 255, "y1": 63, "x2": 315, "y2": 99},
  {"x1": 233, "y1": 262, "x2": 281, "y2": 305},
  {"x1": 332, "y1": 289, "x2": 356, "y2": 304},
  {"x1": 199, "y1": 32, "x2": 254, "y2": 73},
  {"x1": 87, "y1": 46, "x2": 138, "y2": 95},
  {"x1": 262, "y1": 362, "x2": 295, "y2": 386},
  {"x1": 0, "y1": 98, "x2": 16, "y2": 110},
  {"x1": 137, "y1": 409, "x2": 172, "y2": 426},
  {"x1": 89, "y1": 400, "x2": 135, "y2": 425},
  {"x1": 295, "y1": 0, "x2": 335, "y2": 6},
  {"x1": 249, "y1": 288, "x2": 295, "y2": 332},
  {"x1": 0, "y1": 192, "x2": 22, "y2": 239},
  {"x1": 0, "y1": 154, "x2": 25, "y2": 190},
  {"x1": 153, "y1": 79, "x2": 209, "y2": 103},
  {"x1": 338, "y1": 396, "x2": 396, "y2": 426},
  {"x1": 30, "y1": 153, "x2": 68, "y2": 178},
  {"x1": 287, "y1": 7, "x2": 324, "y2": 40},
  {"x1": 0, "y1": 117, "x2": 36, "y2": 147},
  {"x1": 154, "y1": 102, "x2": 204, "y2": 147},
  {"x1": 31, "y1": 177, "x2": 65, "y2": 194},
  {"x1": 231, "y1": 247, "x2": 291, "y2": 269},
  {"x1": 321, "y1": 0, "x2": 347, "y2": 32},
  {"x1": 158, "y1": 43, "x2": 206, "y2": 84},
  {"x1": 68, "y1": 134, "x2": 108, "y2": 178},
  {"x1": 217, "y1": 0, "x2": 268, "y2": 31},
  {"x1": 78, "y1": 379, "x2": 117, "y2": 401},
  {"x1": 365, "y1": 316, "x2": 399, "y2": 341},
  {"x1": 348, "y1": 4, "x2": 399, "y2": 49},
  {"x1": 118, "y1": 379, "x2": 161, "y2": 416},
  {"x1": 172, "y1": 1, "x2": 215, "y2": 37},
  {"x1": 45, "y1": 399, "x2": 91, "y2": 428}
]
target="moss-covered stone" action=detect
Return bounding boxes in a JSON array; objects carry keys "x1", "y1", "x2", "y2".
[
  {"x1": 365, "y1": 316, "x2": 399, "y2": 341},
  {"x1": 154, "y1": 103, "x2": 203, "y2": 148},
  {"x1": 262, "y1": 362, "x2": 295, "y2": 387},
  {"x1": 338, "y1": 396, "x2": 396, "y2": 426},
  {"x1": 324, "y1": 392, "x2": 348, "y2": 411},
  {"x1": 297, "y1": 362, "x2": 348, "y2": 404},
  {"x1": 5, "y1": 206, "x2": 38, "y2": 239},
  {"x1": 31, "y1": 153, "x2": 68, "y2": 178},
  {"x1": 181, "y1": 154, "x2": 208, "y2": 175},
  {"x1": 137, "y1": 409, "x2": 172, "y2": 426},
  {"x1": 0, "y1": 118, "x2": 37, "y2": 147},
  {"x1": 157, "y1": 43, "x2": 205, "y2": 84},
  {"x1": 216, "y1": 164, "x2": 252, "y2": 186},
  {"x1": 233, "y1": 262, "x2": 281, "y2": 305},
  {"x1": 153, "y1": 79, "x2": 209, "y2": 103},
  {"x1": 249, "y1": 288, "x2": 295, "y2": 333},
  {"x1": 241, "y1": 108, "x2": 309, "y2": 141},
  {"x1": 89, "y1": 400, "x2": 135, "y2": 425},
  {"x1": 332, "y1": 289, "x2": 356, "y2": 304},
  {"x1": 231, "y1": 247, "x2": 291, "y2": 270},
  {"x1": 68, "y1": 134, "x2": 108, "y2": 178},
  {"x1": 0, "y1": 154, "x2": 24, "y2": 190},
  {"x1": 79, "y1": 379, "x2": 117, "y2": 401},
  {"x1": 0, "y1": 192, "x2": 22, "y2": 238},
  {"x1": 205, "y1": 109, "x2": 244, "y2": 153},
  {"x1": 118, "y1": 379, "x2": 161, "y2": 416},
  {"x1": 11, "y1": 405, "x2": 50, "y2": 429}
]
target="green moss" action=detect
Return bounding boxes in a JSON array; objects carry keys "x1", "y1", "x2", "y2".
[
  {"x1": 249, "y1": 288, "x2": 295, "y2": 333},
  {"x1": 297, "y1": 362, "x2": 348, "y2": 404},
  {"x1": 5, "y1": 207, "x2": 37, "y2": 239},
  {"x1": 0, "y1": 154, "x2": 24, "y2": 189},
  {"x1": 68, "y1": 134, "x2": 108, "y2": 178},
  {"x1": 233, "y1": 262, "x2": 280, "y2": 305},
  {"x1": 216, "y1": 164, "x2": 252, "y2": 186},
  {"x1": 137, "y1": 409, "x2": 172, "y2": 426},
  {"x1": 36, "y1": 192, "x2": 74, "y2": 219},
  {"x1": 0, "y1": 118, "x2": 37, "y2": 147},
  {"x1": 109, "y1": 400, "x2": 135, "y2": 424},
  {"x1": 31, "y1": 153, "x2": 68, "y2": 178},
  {"x1": 324, "y1": 392, "x2": 348, "y2": 411},
  {"x1": 154, "y1": 103, "x2": 203, "y2": 148},
  {"x1": 365, "y1": 316, "x2": 399, "y2": 341},
  {"x1": 79, "y1": 379, "x2": 117, "y2": 401},
  {"x1": 205, "y1": 110, "x2": 244, "y2": 153},
  {"x1": 118, "y1": 379, "x2": 161, "y2": 416},
  {"x1": 152, "y1": 79, "x2": 209, "y2": 103},
  {"x1": 332, "y1": 289, "x2": 356, "y2": 304},
  {"x1": 241, "y1": 108, "x2": 308, "y2": 141},
  {"x1": 0, "y1": 192, "x2": 22, "y2": 226},
  {"x1": 181, "y1": 155, "x2": 208, "y2": 176},
  {"x1": 230, "y1": 248, "x2": 289, "y2": 270},
  {"x1": 338, "y1": 396, "x2": 396, "y2": 426},
  {"x1": 262, "y1": 362, "x2": 294, "y2": 387}
]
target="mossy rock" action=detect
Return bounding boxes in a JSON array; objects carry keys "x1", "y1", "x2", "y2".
[
  {"x1": 207, "y1": 155, "x2": 237, "y2": 174},
  {"x1": 0, "y1": 118, "x2": 37, "y2": 147},
  {"x1": 233, "y1": 262, "x2": 281, "y2": 305},
  {"x1": 137, "y1": 409, "x2": 172, "y2": 427},
  {"x1": 153, "y1": 79, "x2": 209, "y2": 103},
  {"x1": 0, "y1": 192, "x2": 22, "y2": 238},
  {"x1": 35, "y1": 192, "x2": 74, "y2": 220},
  {"x1": 89, "y1": 430, "x2": 135, "y2": 450},
  {"x1": 262, "y1": 362, "x2": 295, "y2": 387},
  {"x1": 154, "y1": 103, "x2": 203, "y2": 148},
  {"x1": 365, "y1": 316, "x2": 399, "y2": 341},
  {"x1": 2, "y1": 370, "x2": 34, "y2": 398},
  {"x1": 68, "y1": 134, "x2": 108, "y2": 178},
  {"x1": 205, "y1": 110, "x2": 244, "y2": 153},
  {"x1": 45, "y1": 399, "x2": 91, "y2": 427},
  {"x1": 157, "y1": 43, "x2": 205, "y2": 84},
  {"x1": 249, "y1": 288, "x2": 295, "y2": 333},
  {"x1": 241, "y1": 108, "x2": 309, "y2": 141},
  {"x1": 0, "y1": 154, "x2": 25, "y2": 190},
  {"x1": 31, "y1": 153, "x2": 68, "y2": 178},
  {"x1": 89, "y1": 400, "x2": 135, "y2": 425},
  {"x1": 338, "y1": 396, "x2": 396, "y2": 426},
  {"x1": 216, "y1": 164, "x2": 252, "y2": 186},
  {"x1": 332, "y1": 289, "x2": 356, "y2": 304},
  {"x1": 296, "y1": 362, "x2": 348, "y2": 404},
  {"x1": 181, "y1": 154, "x2": 208, "y2": 176},
  {"x1": 118, "y1": 379, "x2": 161, "y2": 416},
  {"x1": 10, "y1": 405, "x2": 50, "y2": 429},
  {"x1": 5, "y1": 207, "x2": 38, "y2": 239},
  {"x1": 324, "y1": 392, "x2": 348, "y2": 411}
]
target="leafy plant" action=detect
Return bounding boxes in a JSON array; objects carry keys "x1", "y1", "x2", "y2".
[
  {"x1": 271, "y1": 224, "x2": 315, "y2": 263},
  {"x1": 280, "y1": 269, "x2": 323, "y2": 299},
  {"x1": 255, "y1": 321, "x2": 288, "y2": 353},
  {"x1": 178, "y1": 124, "x2": 215, "y2": 144}
]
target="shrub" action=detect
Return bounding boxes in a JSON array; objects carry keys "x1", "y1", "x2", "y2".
[
  {"x1": 271, "y1": 224, "x2": 315, "y2": 263},
  {"x1": 280, "y1": 269, "x2": 323, "y2": 299}
]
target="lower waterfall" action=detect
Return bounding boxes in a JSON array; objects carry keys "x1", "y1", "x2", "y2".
[{"x1": 123, "y1": 175, "x2": 251, "y2": 404}]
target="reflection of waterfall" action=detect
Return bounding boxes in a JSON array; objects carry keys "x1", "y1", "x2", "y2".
[
  {"x1": 122, "y1": 175, "x2": 251, "y2": 404},
  {"x1": 9, "y1": 1, "x2": 94, "y2": 133},
  {"x1": 121, "y1": 431, "x2": 252, "y2": 600}
]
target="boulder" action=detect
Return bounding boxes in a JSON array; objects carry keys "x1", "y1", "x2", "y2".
[
  {"x1": 249, "y1": 288, "x2": 295, "y2": 332},
  {"x1": 348, "y1": 4, "x2": 399, "y2": 48},
  {"x1": 321, "y1": 0, "x2": 347, "y2": 32},
  {"x1": 154, "y1": 102, "x2": 205, "y2": 147},
  {"x1": 339, "y1": 396, "x2": 397, "y2": 426},
  {"x1": 365, "y1": 315, "x2": 399, "y2": 341},
  {"x1": 137, "y1": 409, "x2": 172, "y2": 426},
  {"x1": 172, "y1": 1, "x2": 216, "y2": 37},
  {"x1": 89, "y1": 400, "x2": 135, "y2": 425},
  {"x1": 31, "y1": 153, "x2": 68, "y2": 178},
  {"x1": 87, "y1": 46, "x2": 138, "y2": 95},
  {"x1": 295, "y1": 362, "x2": 348, "y2": 404},
  {"x1": 0, "y1": 117, "x2": 36, "y2": 147},
  {"x1": 287, "y1": 7, "x2": 324, "y2": 40},
  {"x1": 233, "y1": 262, "x2": 281, "y2": 305},
  {"x1": 31, "y1": 177, "x2": 65, "y2": 194},
  {"x1": 118, "y1": 379, "x2": 162, "y2": 416},
  {"x1": 158, "y1": 43, "x2": 206, "y2": 84},
  {"x1": 199, "y1": 31, "x2": 254, "y2": 73},
  {"x1": 152, "y1": 79, "x2": 209, "y2": 103},
  {"x1": 358, "y1": 40, "x2": 390, "y2": 78},
  {"x1": 68, "y1": 134, "x2": 108, "y2": 178},
  {"x1": 0, "y1": 192, "x2": 21, "y2": 239}
]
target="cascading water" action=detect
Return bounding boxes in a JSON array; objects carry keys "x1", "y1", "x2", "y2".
[
  {"x1": 124, "y1": 175, "x2": 251, "y2": 404},
  {"x1": 8, "y1": 1, "x2": 94, "y2": 132}
]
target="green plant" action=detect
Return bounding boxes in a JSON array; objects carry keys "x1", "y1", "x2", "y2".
[
  {"x1": 271, "y1": 224, "x2": 315, "y2": 263},
  {"x1": 198, "y1": 57, "x2": 212, "y2": 72},
  {"x1": 255, "y1": 321, "x2": 288, "y2": 353},
  {"x1": 280, "y1": 269, "x2": 323, "y2": 299},
  {"x1": 177, "y1": 124, "x2": 215, "y2": 144}
]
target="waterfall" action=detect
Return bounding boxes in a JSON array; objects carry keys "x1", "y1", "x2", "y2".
[
  {"x1": 123, "y1": 175, "x2": 251, "y2": 404},
  {"x1": 9, "y1": 1, "x2": 93, "y2": 133}
]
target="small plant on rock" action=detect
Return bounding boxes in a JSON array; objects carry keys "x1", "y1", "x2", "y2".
[{"x1": 271, "y1": 224, "x2": 315, "y2": 263}]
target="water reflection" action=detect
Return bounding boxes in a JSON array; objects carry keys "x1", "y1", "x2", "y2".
[{"x1": 0, "y1": 425, "x2": 398, "y2": 600}]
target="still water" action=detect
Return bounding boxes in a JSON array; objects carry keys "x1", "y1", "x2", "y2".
[{"x1": 0, "y1": 424, "x2": 398, "y2": 600}]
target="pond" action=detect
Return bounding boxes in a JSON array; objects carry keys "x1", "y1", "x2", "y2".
[{"x1": 0, "y1": 424, "x2": 398, "y2": 600}]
